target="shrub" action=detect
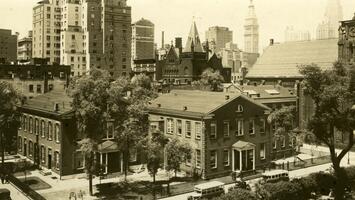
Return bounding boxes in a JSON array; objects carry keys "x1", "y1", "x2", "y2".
[
  {"x1": 215, "y1": 188, "x2": 258, "y2": 200},
  {"x1": 262, "y1": 181, "x2": 303, "y2": 200},
  {"x1": 308, "y1": 172, "x2": 336, "y2": 195}
]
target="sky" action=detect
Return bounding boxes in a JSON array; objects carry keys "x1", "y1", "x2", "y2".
[{"x1": 0, "y1": 0, "x2": 355, "y2": 52}]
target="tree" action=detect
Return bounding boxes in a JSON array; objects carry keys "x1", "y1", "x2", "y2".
[
  {"x1": 261, "y1": 181, "x2": 303, "y2": 200},
  {"x1": 69, "y1": 69, "x2": 111, "y2": 196},
  {"x1": 0, "y1": 81, "x2": 20, "y2": 174},
  {"x1": 299, "y1": 62, "x2": 355, "y2": 199},
  {"x1": 215, "y1": 188, "x2": 258, "y2": 200},
  {"x1": 165, "y1": 138, "x2": 192, "y2": 177},
  {"x1": 195, "y1": 68, "x2": 224, "y2": 92}
]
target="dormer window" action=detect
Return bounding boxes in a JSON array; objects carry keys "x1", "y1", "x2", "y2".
[{"x1": 236, "y1": 104, "x2": 243, "y2": 113}]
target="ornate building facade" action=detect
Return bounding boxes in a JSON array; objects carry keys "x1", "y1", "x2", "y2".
[
  {"x1": 244, "y1": 0, "x2": 259, "y2": 54},
  {"x1": 316, "y1": 0, "x2": 343, "y2": 40}
]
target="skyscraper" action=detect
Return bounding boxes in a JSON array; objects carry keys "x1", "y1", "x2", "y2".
[
  {"x1": 82, "y1": 0, "x2": 132, "y2": 77},
  {"x1": 244, "y1": 0, "x2": 259, "y2": 54},
  {"x1": 284, "y1": 26, "x2": 311, "y2": 42},
  {"x1": 18, "y1": 31, "x2": 33, "y2": 62},
  {"x1": 0, "y1": 29, "x2": 18, "y2": 63},
  {"x1": 32, "y1": 0, "x2": 61, "y2": 64},
  {"x1": 316, "y1": 0, "x2": 343, "y2": 40},
  {"x1": 131, "y1": 18, "x2": 155, "y2": 61},
  {"x1": 205, "y1": 26, "x2": 233, "y2": 52}
]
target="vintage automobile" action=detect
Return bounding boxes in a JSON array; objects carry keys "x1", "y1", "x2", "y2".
[
  {"x1": 261, "y1": 169, "x2": 289, "y2": 183},
  {"x1": 187, "y1": 181, "x2": 225, "y2": 200}
]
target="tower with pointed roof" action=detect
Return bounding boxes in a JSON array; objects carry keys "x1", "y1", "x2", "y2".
[
  {"x1": 316, "y1": 0, "x2": 343, "y2": 40},
  {"x1": 183, "y1": 21, "x2": 204, "y2": 53},
  {"x1": 244, "y1": 0, "x2": 259, "y2": 54}
]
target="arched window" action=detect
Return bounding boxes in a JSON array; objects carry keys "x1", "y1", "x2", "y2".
[
  {"x1": 41, "y1": 120, "x2": 46, "y2": 138},
  {"x1": 35, "y1": 118, "x2": 39, "y2": 135},
  {"x1": 29, "y1": 117, "x2": 33, "y2": 133},
  {"x1": 236, "y1": 104, "x2": 244, "y2": 113},
  {"x1": 55, "y1": 124, "x2": 60, "y2": 143},
  {"x1": 48, "y1": 122, "x2": 53, "y2": 140},
  {"x1": 24, "y1": 116, "x2": 27, "y2": 131}
]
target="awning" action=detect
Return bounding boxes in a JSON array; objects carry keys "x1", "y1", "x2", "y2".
[
  {"x1": 232, "y1": 141, "x2": 255, "y2": 150},
  {"x1": 97, "y1": 140, "x2": 119, "y2": 153}
]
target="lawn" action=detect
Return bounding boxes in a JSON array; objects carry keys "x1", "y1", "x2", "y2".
[{"x1": 18, "y1": 176, "x2": 51, "y2": 190}]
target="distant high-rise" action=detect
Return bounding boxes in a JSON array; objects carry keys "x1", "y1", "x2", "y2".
[
  {"x1": 18, "y1": 31, "x2": 33, "y2": 62},
  {"x1": 205, "y1": 26, "x2": 233, "y2": 52},
  {"x1": 32, "y1": 0, "x2": 61, "y2": 64},
  {"x1": 0, "y1": 29, "x2": 18, "y2": 63},
  {"x1": 244, "y1": 0, "x2": 259, "y2": 54},
  {"x1": 316, "y1": 0, "x2": 343, "y2": 40},
  {"x1": 183, "y1": 21, "x2": 204, "y2": 53},
  {"x1": 131, "y1": 18, "x2": 155, "y2": 61},
  {"x1": 284, "y1": 26, "x2": 311, "y2": 42}
]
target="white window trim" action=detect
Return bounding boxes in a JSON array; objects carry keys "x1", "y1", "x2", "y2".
[
  {"x1": 223, "y1": 121, "x2": 230, "y2": 137},
  {"x1": 249, "y1": 119, "x2": 255, "y2": 135},
  {"x1": 273, "y1": 139, "x2": 277, "y2": 149},
  {"x1": 166, "y1": 118, "x2": 174, "y2": 135},
  {"x1": 55, "y1": 123, "x2": 60, "y2": 143},
  {"x1": 211, "y1": 150, "x2": 217, "y2": 169},
  {"x1": 210, "y1": 122, "x2": 217, "y2": 139},
  {"x1": 186, "y1": 121, "x2": 192, "y2": 138},
  {"x1": 260, "y1": 143, "x2": 266, "y2": 160},
  {"x1": 196, "y1": 150, "x2": 201, "y2": 169},
  {"x1": 260, "y1": 119, "x2": 266, "y2": 134},
  {"x1": 236, "y1": 120, "x2": 244, "y2": 136},
  {"x1": 281, "y1": 137, "x2": 286, "y2": 147},
  {"x1": 223, "y1": 149, "x2": 230, "y2": 166},
  {"x1": 236, "y1": 104, "x2": 244, "y2": 113},
  {"x1": 195, "y1": 122, "x2": 202, "y2": 140},
  {"x1": 176, "y1": 120, "x2": 182, "y2": 136}
]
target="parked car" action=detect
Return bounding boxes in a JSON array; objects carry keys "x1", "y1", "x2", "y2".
[
  {"x1": 187, "y1": 181, "x2": 225, "y2": 200},
  {"x1": 261, "y1": 169, "x2": 289, "y2": 183}
]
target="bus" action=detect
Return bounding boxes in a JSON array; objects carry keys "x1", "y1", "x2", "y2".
[
  {"x1": 261, "y1": 169, "x2": 289, "y2": 183},
  {"x1": 187, "y1": 181, "x2": 225, "y2": 200}
]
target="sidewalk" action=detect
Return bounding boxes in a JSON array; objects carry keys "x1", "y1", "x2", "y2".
[{"x1": 0, "y1": 182, "x2": 29, "y2": 200}]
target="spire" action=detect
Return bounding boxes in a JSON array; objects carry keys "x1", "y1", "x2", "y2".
[
  {"x1": 247, "y1": 0, "x2": 256, "y2": 18},
  {"x1": 324, "y1": 0, "x2": 343, "y2": 26},
  {"x1": 183, "y1": 21, "x2": 204, "y2": 53},
  {"x1": 244, "y1": 0, "x2": 259, "y2": 53}
]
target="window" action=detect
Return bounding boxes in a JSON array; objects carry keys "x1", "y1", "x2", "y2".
[
  {"x1": 176, "y1": 120, "x2": 182, "y2": 135},
  {"x1": 249, "y1": 119, "x2": 255, "y2": 135},
  {"x1": 186, "y1": 121, "x2": 191, "y2": 138},
  {"x1": 223, "y1": 149, "x2": 230, "y2": 166},
  {"x1": 55, "y1": 151, "x2": 60, "y2": 169},
  {"x1": 107, "y1": 120, "x2": 114, "y2": 139},
  {"x1": 259, "y1": 119, "x2": 265, "y2": 134},
  {"x1": 210, "y1": 122, "x2": 217, "y2": 139},
  {"x1": 195, "y1": 122, "x2": 201, "y2": 140},
  {"x1": 236, "y1": 104, "x2": 243, "y2": 112},
  {"x1": 37, "y1": 85, "x2": 42, "y2": 93},
  {"x1": 260, "y1": 143, "x2": 266, "y2": 159},
  {"x1": 210, "y1": 150, "x2": 217, "y2": 169},
  {"x1": 29, "y1": 141, "x2": 33, "y2": 157},
  {"x1": 281, "y1": 137, "x2": 286, "y2": 148},
  {"x1": 223, "y1": 121, "x2": 229, "y2": 137},
  {"x1": 290, "y1": 137, "x2": 296, "y2": 147},
  {"x1": 71, "y1": 56, "x2": 74, "y2": 62},
  {"x1": 35, "y1": 119, "x2": 39, "y2": 135},
  {"x1": 55, "y1": 124, "x2": 60, "y2": 143},
  {"x1": 41, "y1": 146, "x2": 46, "y2": 163},
  {"x1": 41, "y1": 120, "x2": 45, "y2": 138},
  {"x1": 236, "y1": 120, "x2": 244, "y2": 136},
  {"x1": 75, "y1": 151, "x2": 84, "y2": 169},
  {"x1": 29, "y1": 117, "x2": 33, "y2": 133},
  {"x1": 196, "y1": 150, "x2": 201, "y2": 169},
  {"x1": 273, "y1": 139, "x2": 277, "y2": 149},
  {"x1": 48, "y1": 122, "x2": 53, "y2": 140},
  {"x1": 18, "y1": 137, "x2": 22, "y2": 152},
  {"x1": 24, "y1": 116, "x2": 27, "y2": 131},
  {"x1": 166, "y1": 118, "x2": 174, "y2": 134},
  {"x1": 29, "y1": 85, "x2": 34, "y2": 93},
  {"x1": 130, "y1": 149, "x2": 137, "y2": 162}
]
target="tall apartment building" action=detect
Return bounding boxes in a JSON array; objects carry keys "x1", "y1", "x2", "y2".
[
  {"x1": 244, "y1": 0, "x2": 259, "y2": 54},
  {"x1": 205, "y1": 26, "x2": 233, "y2": 52},
  {"x1": 18, "y1": 31, "x2": 33, "y2": 62},
  {"x1": 131, "y1": 18, "x2": 154, "y2": 61},
  {"x1": 0, "y1": 29, "x2": 18, "y2": 63},
  {"x1": 60, "y1": 0, "x2": 86, "y2": 76},
  {"x1": 82, "y1": 0, "x2": 132, "y2": 77},
  {"x1": 284, "y1": 26, "x2": 311, "y2": 42},
  {"x1": 32, "y1": 0, "x2": 61, "y2": 65},
  {"x1": 316, "y1": 0, "x2": 343, "y2": 40}
]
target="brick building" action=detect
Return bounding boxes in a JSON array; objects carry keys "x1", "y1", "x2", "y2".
[
  {"x1": 0, "y1": 29, "x2": 18, "y2": 63},
  {"x1": 148, "y1": 90, "x2": 273, "y2": 179},
  {"x1": 0, "y1": 61, "x2": 70, "y2": 98}
]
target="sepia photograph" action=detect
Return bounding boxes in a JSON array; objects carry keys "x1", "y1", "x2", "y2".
[{"x1": 0, "y1": 0, "x2": 355, "y2": 199}]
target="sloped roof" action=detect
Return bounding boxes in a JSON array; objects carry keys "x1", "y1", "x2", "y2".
[
  {"x1": 246, "y1": 39, "x2": 338, "y2": 78},
  {"x1": 183, "y1": 21, "x2": 204, "y2": 53},
  {"x1": 149, "y1": 90, "x2": 270, "y2": 116},
  {"x1": 232, "y1": 140, "x2": 255, "y2": 150},
  {"x1": 21, "y1": 89, "x2": 72, "y2": 115},
  {"x1": 97, "y1": 140, "x2": 119, "y2": 153}
]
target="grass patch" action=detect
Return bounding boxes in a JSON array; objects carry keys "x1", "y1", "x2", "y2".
[{"x1": 18, "y1": 177, "x2": 51, "y2": 190}]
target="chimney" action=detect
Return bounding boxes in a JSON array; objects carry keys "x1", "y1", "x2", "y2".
[
  {"x1": 270, "y1": 39, "x2": 274, "y2": 46},
  {"x1": 54, "y1": 103, "x2": 59, "y2": 112},
  {"x1": 183, "y1": 106, "x2": 187, "y2": 111},
  {"x1": 162, "y1": 31, "x2": 165, "y2": 49},
  {"x1": 225, "y1": 95, "x2": 230, "y2": 100}
]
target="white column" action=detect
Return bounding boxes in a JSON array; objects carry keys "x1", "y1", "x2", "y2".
[
  {"x1": 253, "y1": 148, "x2": 255, "y2": 170},
  {"x1": 232, "y1": 149, "x2": 235, "y2": 172},
  {"x1": 100, "y1": 153, "x2": 103, "y2": 166},
  {"x1": 120, "y1": 152, "x2": 124, "y2": 173},
  {"x1": 239, "y1": 150, "x2": 242, "y2": 171},
  {"x1": 105, "y1": 153, "x2": 108, "y2": 174}
]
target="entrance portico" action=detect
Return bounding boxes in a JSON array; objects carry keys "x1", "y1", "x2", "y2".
[
  {"x1": 97, "y1": 140, "x2": 123, "y2": 174},
  {"x1": 232, "y1": 141, "x2": 256, "y2": 172}
]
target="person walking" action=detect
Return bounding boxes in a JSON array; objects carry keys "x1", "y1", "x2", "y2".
[{"x1": 0, "y1": 173, "x2": 4, "y2": 184}]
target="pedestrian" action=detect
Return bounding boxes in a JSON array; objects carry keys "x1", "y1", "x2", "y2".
[{"x1": 5, "y1": 174, "x2": 9, "y2": 184}]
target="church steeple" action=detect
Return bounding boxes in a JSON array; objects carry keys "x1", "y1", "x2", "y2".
[
  {"x1": 244, "y1": 0, "x2": 259, "y2": 54},
  {"x1": 316, "y1": 0, "x2": 343, "y2": 39},
  {"x1": 183, "y1": 21, "x2": 204, "y2": 53}
]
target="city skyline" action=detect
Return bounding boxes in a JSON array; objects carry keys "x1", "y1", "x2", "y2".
[{"x1": 0, "y1": 0, "x2": 355, "y2": 52}]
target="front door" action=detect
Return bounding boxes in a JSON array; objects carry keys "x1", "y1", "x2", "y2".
[{"x1": 48, "y1": 149, "x2": 52, "y2": 169}]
